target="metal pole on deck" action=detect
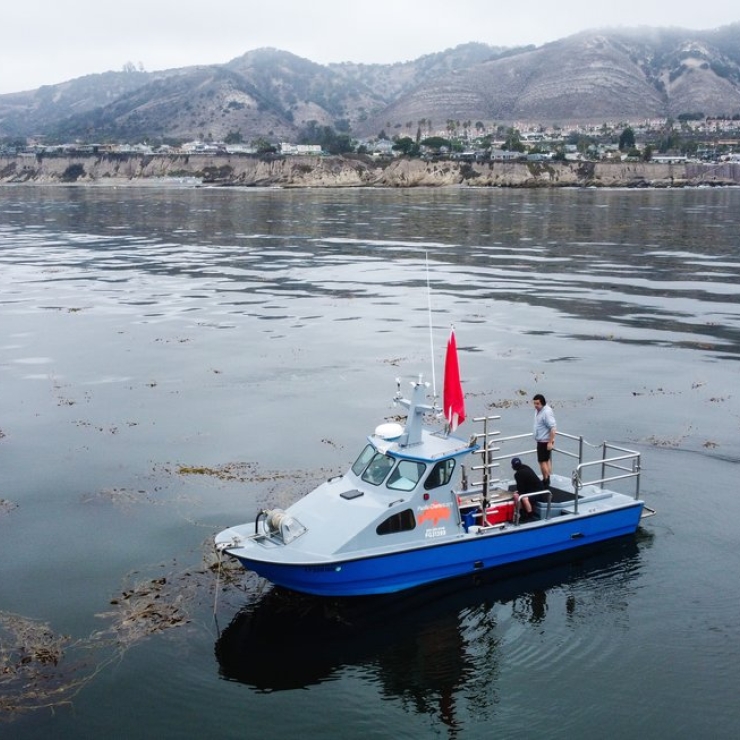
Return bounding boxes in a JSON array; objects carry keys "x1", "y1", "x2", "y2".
[
  {"x1": 482, "y1": 417, "x2": 489, "y2": 514},
  {"x1": 600, "y1": 442, "x2": 607, "y2": 490},
  {"x1": 634, "y1": 454, "x2": 641, "y2": 500}
]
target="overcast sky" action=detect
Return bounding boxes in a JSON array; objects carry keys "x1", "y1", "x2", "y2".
[{"x1": 1, "y1": 0, "x2": 738, "y2": 95}]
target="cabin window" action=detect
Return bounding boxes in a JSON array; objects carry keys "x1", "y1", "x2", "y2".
[
  {"x1": 386, "y1": 460, "x2": 426, "y2": 491},
  {"x1": 351, "y1": 444, "x2": 376, "y2": 476},
  {"x1": 361, "y1": 452, "x2": 395, "y2": 486},
  {"x1": 424, "y1": 458, "x2": 456, "y2": 490},
  {"x1": 376, "y1": 508, "x2": 416, "y2": 535}
]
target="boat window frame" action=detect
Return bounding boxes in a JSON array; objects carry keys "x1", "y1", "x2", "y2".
[
  {"x1": 424, "y1": 458, "x2": 456, "y2": 490},
  {"x1": 386, "y1": 459, "x2": 427, "y2": 491},
  {"x1": 351, "y1": 444, "x2": 376, "y2": 477},
  {"x1": 376, "y1": 508, "x2": 416, "y2": 535},
  {"x1": 360, "y1": 451, "x2": 395, "y2": 486}
]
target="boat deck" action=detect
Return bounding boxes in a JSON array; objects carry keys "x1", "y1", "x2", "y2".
[{"x1": 456, "y1": 469, "x2": 641, "y2": 528}]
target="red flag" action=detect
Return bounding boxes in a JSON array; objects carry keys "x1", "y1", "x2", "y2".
[{"x1": 443, "y1": 329, "x2": 465, "y2": 430}]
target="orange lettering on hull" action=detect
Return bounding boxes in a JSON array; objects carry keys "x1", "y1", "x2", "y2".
[{"x1": 416, "y1": 502, "x2": 452, "y2": 527}]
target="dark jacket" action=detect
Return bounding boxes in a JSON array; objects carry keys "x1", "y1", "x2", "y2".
[{"x1": 514, "y1": 464, "x2": 542, "y2": 495}]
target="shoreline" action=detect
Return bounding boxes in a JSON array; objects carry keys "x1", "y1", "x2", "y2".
[{"x1": 3, "y1": 153, "x2": 740, "y2": 188}]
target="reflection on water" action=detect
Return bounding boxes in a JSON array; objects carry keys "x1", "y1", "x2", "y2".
[{"x1": 216, "y1": 534, "x2": 649, "y2": 728}]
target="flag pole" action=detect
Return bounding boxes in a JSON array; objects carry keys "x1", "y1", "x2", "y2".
[{"x1": 425, "y1": 251, "x2": 437, "y2": 402}]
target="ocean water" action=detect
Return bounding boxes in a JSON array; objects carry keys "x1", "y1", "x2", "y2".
[{"x1": 1, "y1": 185, "x2": 739, "y2": 738}]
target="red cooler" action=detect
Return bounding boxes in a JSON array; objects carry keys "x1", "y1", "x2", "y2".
[{"x1": 482, "y1": 500, "x2": 516, "y2": 524}]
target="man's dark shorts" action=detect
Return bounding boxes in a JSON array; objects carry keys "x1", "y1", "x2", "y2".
[{"x1": 537, "y1": 441, "x2": 551, "y2": 463}]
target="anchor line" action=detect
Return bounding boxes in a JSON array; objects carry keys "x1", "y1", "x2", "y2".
[{"x1": 213, "y1": 547, "x2": 223, "y2": 627}]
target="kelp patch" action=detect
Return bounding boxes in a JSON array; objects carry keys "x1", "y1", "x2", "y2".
[
  {"x1": 0, "y1": 613, "x2": 81, "y2": 715},
  {"x1": 1, "y1": 462, "x2": 323, "y2": 718},
  {"x1": 0, "y1": 546, "x2": 256, "y2": 719},
  {"x1": 172, "y1": 460, "x2": 336, "y2": 484}
]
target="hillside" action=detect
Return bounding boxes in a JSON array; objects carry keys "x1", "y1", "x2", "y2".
[{"x1": 1, "y1": 23, "x2": 740, "y2": 144}]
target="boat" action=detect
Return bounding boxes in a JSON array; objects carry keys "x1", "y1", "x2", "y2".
[{"x1": 215, "y1": 332, "x2": 654, "y2": 597}]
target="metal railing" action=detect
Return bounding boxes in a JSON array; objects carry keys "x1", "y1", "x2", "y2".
[
  {"x1": 571, "y1": 444, "x2": 641, "y2": 513},
  {"x1": 462, "y1": 420, "x2": 641, "y2": 519}
]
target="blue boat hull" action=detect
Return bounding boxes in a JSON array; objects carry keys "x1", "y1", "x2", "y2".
[{"x1": 228, "y1": 503, "x2": 644, "y2": 596}]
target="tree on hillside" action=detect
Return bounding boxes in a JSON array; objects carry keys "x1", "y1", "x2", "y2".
[
  {"x1": 657, "y1": 132, "x2": 681, "y2": 153},
  {"x1": 420, "y1": 136, "x2": 451, "y2": 152},
  {"x1": 502, "y1": 128, "x2": 525, "y2": 152},
  {"x1": 392, "y1": 136, "x2": 420, "y2": 156},
  {"x1": 298, "y1": 121, "x2": 354, "y2": 154},
  {"x1": 619, "y1": 126, "x2": 635, "y2": 151},
  {"x1": 251, "y1": 137, "x2": 276, "y2": 154}
]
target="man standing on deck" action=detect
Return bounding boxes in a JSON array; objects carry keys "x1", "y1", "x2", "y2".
[{"x1": 533, "y1": 393, "x2": 557, "y2": 488}]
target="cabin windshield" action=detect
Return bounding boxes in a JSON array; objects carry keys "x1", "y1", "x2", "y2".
[
  {"x1": 351, "y1": 444, "x2": 376, "y2": 476},
  {"x1": 386, "y1": 460, "x2": 426, "y2": 491},
  {"x1": 361, "y1": 452, "x2": 395, "y2": 486},
  {"x1": 351, "y1": 446, "x2": 427, "y2": 491}
]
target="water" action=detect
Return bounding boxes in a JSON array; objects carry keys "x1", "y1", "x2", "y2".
[{"x1": 1, "y1": 185, "x2": 739, "y2": 738}]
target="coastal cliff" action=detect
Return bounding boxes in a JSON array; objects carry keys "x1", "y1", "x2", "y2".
[{"x1": 2, "y1": 153, "x2": 740, "y2": 188}]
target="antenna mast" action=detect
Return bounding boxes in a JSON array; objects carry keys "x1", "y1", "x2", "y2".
[{"x1": 426, "y1": 252, "x2": 437, "y2": 400}]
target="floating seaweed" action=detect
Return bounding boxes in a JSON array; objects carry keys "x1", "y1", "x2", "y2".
[
  {"x1": 0, "y1": 612, "x2": 90, "y2": 716},
  {"x1": 0, "y1": 462, "x2": 326, "y2": 718},
  {"x1": 172, "y1": 460, "x2": 336, "y2": 484},
  {"x1": 0, "y1": 542, "x2": 257, "y2": 719},
  {"x1": 80, "y1": 487, "x2": 154, "y2": 508}
]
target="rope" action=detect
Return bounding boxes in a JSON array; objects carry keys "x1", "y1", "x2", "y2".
[{"x1": 212, "y1": 547, "x2": 223, "y2": 623}]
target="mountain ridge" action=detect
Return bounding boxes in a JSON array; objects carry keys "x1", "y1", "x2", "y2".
[{"x1": 1, "y1": 23, "x2": 740, "y2": 143}]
